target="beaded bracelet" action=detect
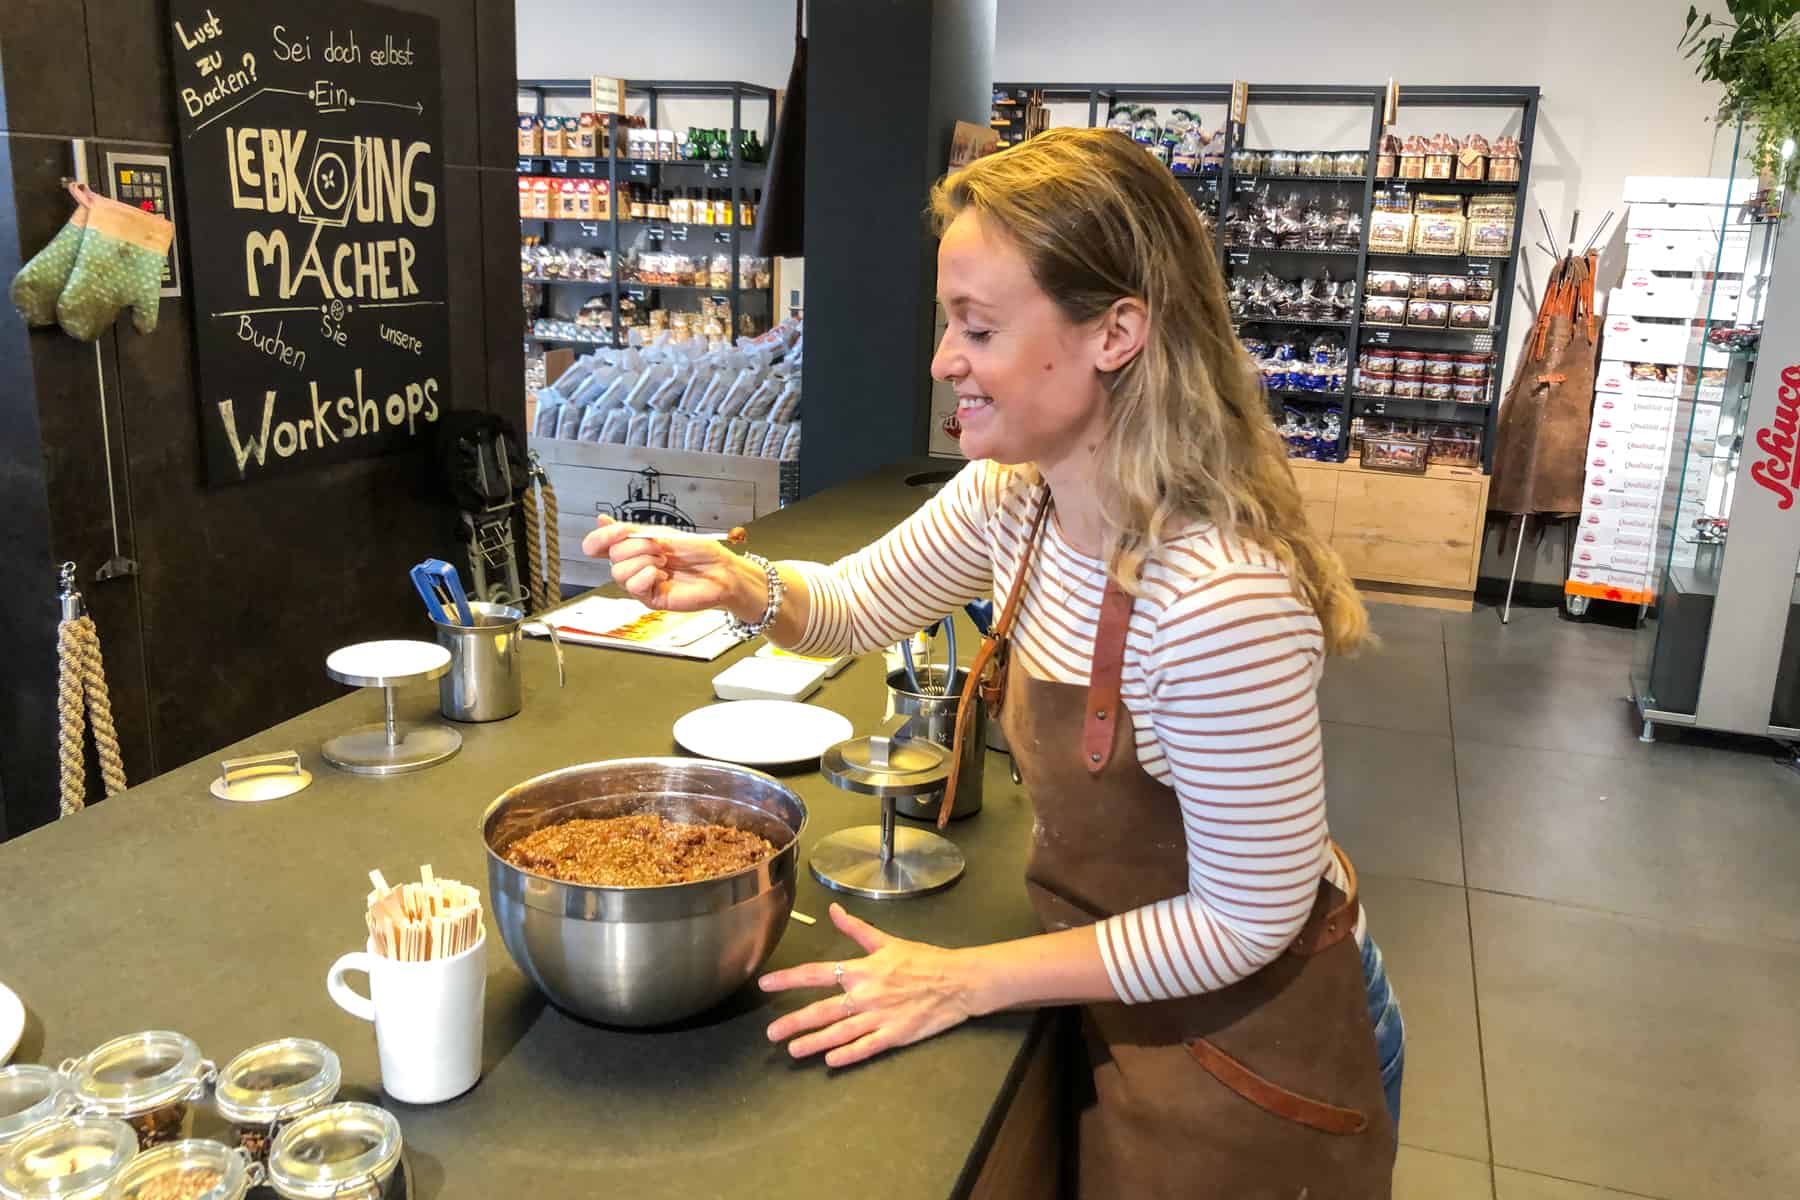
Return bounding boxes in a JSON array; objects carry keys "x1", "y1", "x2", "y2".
[{"x1": 725, "y1": 553, "x2": 784, "y2": 638}]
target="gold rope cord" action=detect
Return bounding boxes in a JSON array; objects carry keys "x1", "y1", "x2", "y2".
[
  {"x1": 56, "y1": 612, "x2": 127, "y2": 817},
  {"x1": 522, "y1": 468, "x2": 561, "y2": 614}
]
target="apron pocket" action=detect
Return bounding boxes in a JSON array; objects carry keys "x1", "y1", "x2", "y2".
[{"x1": 1184, "y1": 1037, "x2": 1370, "y2": 1136}]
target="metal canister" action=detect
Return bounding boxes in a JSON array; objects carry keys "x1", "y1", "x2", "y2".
[
  {"x1": 886, "y1": 667, "x2": 983, "y2": 820},
  {"x1": 433, "y1": 602, "x2": 563, "y2": 723}
]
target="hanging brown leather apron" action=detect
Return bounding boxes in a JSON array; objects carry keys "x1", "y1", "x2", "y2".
[
  {"x1": 960, "y1": 496, "x2": 1395, "y2": 1198},
  {"x1": 1490, "y1": 251, "x2": 1599, "y2": 516}
]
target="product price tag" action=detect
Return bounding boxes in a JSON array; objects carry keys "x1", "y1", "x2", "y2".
[
  {"x1": 1468, "y1": 261, "x2": 1492, "y2": 278},
  {"x1": 713, "y1": 231, "x2": 732, "y2": 245},
  {"x1": 591, "y1": 75, "x2": 625, "y2": 115},
  {"x1": 646, "y1": 226, "x2": 668, "y2": 240},
  {"x1": 1228, "y1": 252, "x2": 1251, "y2": 266},
  {"x1": 629, "y1": 162, "x2": 650, "y2": 178},
  {"x1": 1367, "y1": 330, "x2": 1393, "y2": 345},
  {"x1": 578, "y1": 222, "x2": 603, "y2": 237}
]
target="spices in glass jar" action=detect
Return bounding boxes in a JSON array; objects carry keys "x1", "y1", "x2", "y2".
[
  {"x1": 213, "y1": 1039, "x2": 341, "y2": 1169},
  {"x1": 60, "y1": 1031, "x2": 211, "y2": 1151},
  {"x1": 266, "y1": 1104, "x2": 402, "y2": 1200},
  {"x1": 106, "y1": 1139, "x2": 260, "y2": 1200},
  {"x1": 0, "y1": 1066, "x2": 72, "y2": 1160},
  {"x1": 0, "y1": 1117, "x2": 138, "y2": 1200}
]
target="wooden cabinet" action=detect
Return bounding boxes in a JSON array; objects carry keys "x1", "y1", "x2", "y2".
[{"x1": 1289, "y1": 460, "x2": 1491, "y2": 610}]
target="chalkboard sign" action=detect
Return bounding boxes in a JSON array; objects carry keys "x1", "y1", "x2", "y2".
[{"x1": 167, "y1": 0, "x2": 451, "y2": 484}]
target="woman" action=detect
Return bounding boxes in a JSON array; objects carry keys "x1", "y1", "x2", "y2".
[{"x1": 584, "y1": 127, "x2": 1405, "y2": 1196}]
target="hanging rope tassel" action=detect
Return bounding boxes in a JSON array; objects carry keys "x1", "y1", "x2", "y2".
[
  {"x1": 54, "y1": 562, "x2": 127, "y2": 817},
  {"x1": 522, "y1": 452, "x2": 561, "y2": 614}
]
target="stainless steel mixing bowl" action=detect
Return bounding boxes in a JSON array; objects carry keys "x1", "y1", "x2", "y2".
[{"x1": 482, "y1": 758, "x2": 807, "y2": 1027}]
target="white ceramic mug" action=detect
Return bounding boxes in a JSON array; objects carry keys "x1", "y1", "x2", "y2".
[{"x1": 326, "y1": 932, "x2": 486, "y2": 1104}]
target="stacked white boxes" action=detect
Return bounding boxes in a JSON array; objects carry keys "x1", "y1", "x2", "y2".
[{"x1": 1565, "y1": 175, "x2": 1755, "y2": 605}]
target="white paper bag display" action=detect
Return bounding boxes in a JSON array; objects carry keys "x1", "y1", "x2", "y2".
[
  {"x1": 533, "y1": 394, "x2": 565, "y2": 437},
  {"x1": 626, "y1": 412, "x2": 652, "y2": 447},
  {"x1": 598, "y1": 407, "x2": 631, "y2": 444},
  {"x1": 704, "y1": 416, "x2": 730, "y2": 454},
  {"x1": 648, "y1": 411, "x2": 673, "y2": 448},
  {"x1": 576, "y1": 399, "x2": 616, "y2": 442},
  {"x1": 780, "y1": 423, "x2": 802, "y2": 460},
  {"x1": 554, "y1": 400, "x2": 585, "y2": 441},
  {"x1": 761, "y1": 421, "x2": 791, "y2": 457},
  {"x1": 770, "y1": 379, "x2": 802, "y2": 423}
]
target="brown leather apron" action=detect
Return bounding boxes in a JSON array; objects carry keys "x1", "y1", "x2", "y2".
[{"x1": 965, "y1": 498, "x2": 1395, "y2": 1198}]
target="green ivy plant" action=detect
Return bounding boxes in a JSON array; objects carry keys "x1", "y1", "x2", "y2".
[{"x1": 1681, "y1": 1, "x2": 1800, "y2": 189}]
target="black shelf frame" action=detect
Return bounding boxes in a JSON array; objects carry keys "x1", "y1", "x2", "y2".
[
  {"x1": 517, "y1": 78, "x2": 777, "y2": 350},
  {"x1": 994, "y1": 81, "x2": 1541, "y2": 469}
]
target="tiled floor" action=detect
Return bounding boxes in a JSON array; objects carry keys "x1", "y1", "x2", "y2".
[{"x1": 1332, "y1": 601, "x2": 1800, "y2": 1200}]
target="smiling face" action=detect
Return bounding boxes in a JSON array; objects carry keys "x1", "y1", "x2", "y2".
[{"x1": 930, "y1": 210, "x2": 1113, "y2": 470}]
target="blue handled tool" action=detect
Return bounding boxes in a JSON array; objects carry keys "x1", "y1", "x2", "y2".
[
  {"x1": 900, "y1": 617, "x2": 958, "y2": 696},
  {"x1": 964, "y1": 599, "x2": 995, "y2": 638},
  {"x1": 411, "y1": 559, "x2": 475, "y2": 626}
]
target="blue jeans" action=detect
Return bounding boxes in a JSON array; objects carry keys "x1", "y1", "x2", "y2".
[{"x1": 1360, "y1": 932, "x2": 1405, "y2": 1134}]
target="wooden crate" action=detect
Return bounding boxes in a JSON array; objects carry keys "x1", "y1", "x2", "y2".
[
  {"x1": 530, "y1": 437, "x2": 788, "y2": 590},
  {"x1": 1290, "y1": 459, "x2": 1492, "y2": 611}
]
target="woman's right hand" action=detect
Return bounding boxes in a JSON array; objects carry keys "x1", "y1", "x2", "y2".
[{"x1": 581, "y1": 515, "x2": 758, "y2": 617}]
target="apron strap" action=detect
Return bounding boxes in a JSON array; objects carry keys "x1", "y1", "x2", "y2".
[
  {"x1": 1083, "y1": 577, "x2": 1135, "y2": 774},
  {"x1": 1286, "y1": 842, "x2": 1359, "y2": 958},
  {"x1": 939, "y1": 487, "x2": 1054, "y2": 828}
]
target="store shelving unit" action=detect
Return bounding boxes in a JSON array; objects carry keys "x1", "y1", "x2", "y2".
[
  {"x1": 517, "y1": 79, "x2": 776, "y2": 349},
  {"x1": 992, "y1": 81, "x2": 1540, "y2": 469}
]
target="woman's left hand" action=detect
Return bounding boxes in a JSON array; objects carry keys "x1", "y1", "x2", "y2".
[{"x1": 760, "y1": 903, "x2": 978, "y2": 1068}]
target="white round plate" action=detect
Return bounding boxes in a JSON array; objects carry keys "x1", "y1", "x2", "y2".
[
  {"x1": 0, "y1": 982, "x2": 23, "y2": 1065},
  {"x1": 672, "y1": 700, "x2": 854, "y2": 767}
]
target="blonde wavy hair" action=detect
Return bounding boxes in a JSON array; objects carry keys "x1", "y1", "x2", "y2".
[{"x1": 929, "y1": 127, "x2": 1369, "y2": 655}]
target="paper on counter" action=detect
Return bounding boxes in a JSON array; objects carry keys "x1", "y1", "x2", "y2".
[{"x1": 530, "y1": 596, "x2": 745, "y2": 661}]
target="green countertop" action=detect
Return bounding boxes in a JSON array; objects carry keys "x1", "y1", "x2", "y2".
[{"x1": 0, "y1": 459, "x2": 1048, "y2": 1199}]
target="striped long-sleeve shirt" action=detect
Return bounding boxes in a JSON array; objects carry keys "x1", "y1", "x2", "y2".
[{"x1": 791, "y1": 460, "x2": 1351, "y2": 1004}]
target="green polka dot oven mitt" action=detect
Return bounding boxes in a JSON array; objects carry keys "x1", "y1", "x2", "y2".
[
  {"x1": 10, "y1": 190, "x2": 90, "y2": 326},
  {"x1": 10, "y1": 182, "x2": 174, "y2": 341}
]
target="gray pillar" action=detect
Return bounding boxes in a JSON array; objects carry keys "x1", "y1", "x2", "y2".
[{"x1": 800, "y1": 0, "x2": 995, "y2": 496}]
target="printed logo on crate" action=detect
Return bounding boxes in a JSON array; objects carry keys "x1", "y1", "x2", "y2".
[
  {"x1": 1748, "y1": 363, "x2": 1800, "y2": 510},
  {"x1": 601, "y1": 467, "x2": 699, "y2": 531}
]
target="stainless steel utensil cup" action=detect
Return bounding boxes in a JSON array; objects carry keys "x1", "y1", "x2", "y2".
[
  {"x1": 434, "y1": 602, "x2": 563, "y2": 722},
  {"x1": 887, "y1": 666, "x2": 983, "y2": 819}
]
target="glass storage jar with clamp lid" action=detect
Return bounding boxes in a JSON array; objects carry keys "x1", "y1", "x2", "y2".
[
  {"x1": 0, "y1": 1067, "x2": 74, "y2": 1160},
  {"x1": 211, "y1": 1040, "x2": 341, "y2": 1166},
  {"x1": 266, "y1": 1103, "x2": 402, "y2": 1200},
  {"x1": 0, "y1": 1116, "x2": 137, "y2": 1200},
  {"x1": 61, "y1": 1032, "x2": 213, "y2": 1150},
  {"x1": 103, "y1": 1138, "x2": 262, "y2": 1200}
]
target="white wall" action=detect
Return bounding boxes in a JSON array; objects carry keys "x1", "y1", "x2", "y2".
[{"x1": 516, "y1": 1, "x2": 795, "y2": 87}]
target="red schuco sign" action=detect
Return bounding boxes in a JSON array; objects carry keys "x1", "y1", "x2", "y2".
[{"x1": 1751, "y1": 364, "x2": 1800, "y2": 509}]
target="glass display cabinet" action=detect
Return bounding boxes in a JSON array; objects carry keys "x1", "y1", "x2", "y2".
[{"x1": 1632, "y1": 124, "x2": 1800, "y2": 741}]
